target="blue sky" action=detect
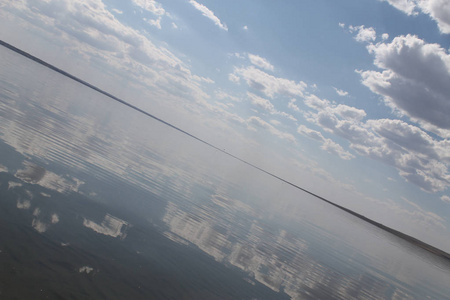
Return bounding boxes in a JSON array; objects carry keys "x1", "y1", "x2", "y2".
[{"x1": 1, "y1": 0, "x2": 449, "y2": 250}]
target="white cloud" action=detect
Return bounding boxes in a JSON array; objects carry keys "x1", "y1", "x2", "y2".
[
  {"x1": 361, "y1": 35, "x2": 450, "y2": 133},
  {"x1": 247, "y1": 93, "x2": 297, "y2": 121},
  {"x1": 2, "y1": 0, "x2": 213, "y2": 105},
  {"x1": 380, "y1": 0, "x2": 418, "y2": 15},
  {"x1": 297, "y1": 125, "x2": 355, "y2": 160},
  {"x1": 381, "y1": 0, "x2": 450, "y2": 34},
  {"x1": 243, "y1": 25, "x2": 248, "y2": 30},
  {"x1": 215, "y1": 90, "x2": 241, "y2": 102},
  {"x1": 349, "y1": 25, "x2": 377, "y2": 43},
  {"x1": 333, "y1": 87, "x2": 349, "y2": 96},
  {"x1": 247, "y1": 116, "x2": 295, "y2": 142},
  {"x1": 352, "y1": 119, "x2": 450, "y2": 193},
  {"x1": 132, "y1": 0, "x2": 165, "y2": 16},
  {"x1": 321, "y1": 139, "x2": 355, "y2": 160},
  {"x1": 288, "y1": 99, "x2": 301, "y2": 112},
  {"x1": 297, "y1": 125, "x2": 325, "y2": 141},
  {"x1": 233, "y1": 66, "x2": 307, "y2": 98},
  {"x1": 145, "y1": 17, "x2": 162, "y2": 29},
  {"x1": 367, "y1": 119, "x2": 439, "y2": 159},
  {"x1": 333, "y1": 104, "x2": 367, "y2": 121},
  {"x1": 303, "y1": 91, "x2": 450, "y2": 192},
  {"x1": 304, "y1": 94, "x2": 330, "y2": 110},
  {"x1": 189, "y1": 0, "x2": 228, "y2": 31},
  {"x1": 172, "y1": 22, "x2": 178, "y2": 29},
  {"x1": 228, "y1": 73, "x2": 240, "y2": 84},
  {"x1": 248, "y1": 92, "x2": 276, "y2": 112},
  {"x1": 382, "y1": 33, "x2": 389, "y2": 40},
  {"x1": 270, "y1": 120, "x2": 281, "y2": 126},
  {"x1": 441, "y1": 195, "x2": 450, "y2": 203},
  {"x1": 304, "y1": 96, "x2": 366, "y2": 122},
  {"x1": 419, "y1": 0, "x2": 450, "y2": 34},
  {"x1": 339, "y1": 22, "x2": 346, "y2": 28},
  {"x1": 111, "y1": 8, "x2": 123, "y2": 15},
  {"x1": 248, "y1": 54, "x2": 274, "y2": 71},
  {"x1": 193, "y1": 75, "x2": 214, "y2": 84}
]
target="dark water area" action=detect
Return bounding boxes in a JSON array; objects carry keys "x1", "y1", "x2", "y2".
[{"x1": 0, "y1": 45, "x2": 449, "y2": 299}]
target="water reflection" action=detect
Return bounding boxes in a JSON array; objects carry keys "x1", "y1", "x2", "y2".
[
  {"x1": 0, "y1": 45, "x2": 449, "y2": 299},
  {"x1": 83, "y1": 214, "x2": 130, "y2": 239}
]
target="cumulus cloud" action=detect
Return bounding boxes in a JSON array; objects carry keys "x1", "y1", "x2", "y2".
[
  {"x1": 248, "y1": 92, "x2": 276, "y2": 112},
  {"x1": 215, "y1": 90, "x2": 241, "y2": 102},
  {"x1": 248, "y1": 54, "x2": 274, "y2": 71},
  {"x1": 441, "y1": 195, "x2": 450, "y2": 203},
  {"x1": 361, "y1": 35, "x2": 450, "y2": 133},
  {"x1": 321, "y1": 139, "x2": 355, "y2": 160},
  {"x1": 361, "y1": 119, "x2": 450, "y2": 192},
  {"x1": 232, "y1": 66, "x2": 307, "y2": 98},
  {"x1": 247, "y1": 116, "x2": 296, "y2": 142},
  {"x1": 297, "y1": 125, "x2": 355, "y2": 160},
  {"x1": 420, "y1": 0, "x2": 450, "y2": 34},
  {"x1": 2, "y1": 0, "x2": 213, "y2": 104},
  {"x1": 247, "y1": 92, "x2": 296, "y2": 121},
  {"x1": 381, "y1": 0, "x2": 450, "y2": 34},
  {"x1": 349, "y1": 25, "x2": 377, "y2": 43},
  {"x1": 333, "y1": 87, "x2": 349, "y2": 96},
  {"x1": 288, "y1": 99, "x2": 301, "y2": 112},
  {"x1": 304, "y1": 96, "x2": 367, "y2": 122},
  {"x1": 189, "y1": 0, "x2": 228, "y2": 31},
  {"x1": 145, "y1": 17, "x2": 162, "y2": 29},
  {"x1": 297, "y1": 125, "x2": 325, "y2": 141},
  {"x1": 380, "y1": 0, "x2": 418, "y2": 15},
  {"x1": 132, "y1": 0, "x2": 166, "y2": 15},
  {"x1": 111, "y1": 8, "x2": 123, "y2": 15},
  {"x1": 303, "y1": 92, "x2": 450, "y2": 192}
]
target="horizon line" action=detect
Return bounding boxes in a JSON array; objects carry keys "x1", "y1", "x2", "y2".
[{"x1": 1, "y1": 39, "x2": 448, "y2": 259}]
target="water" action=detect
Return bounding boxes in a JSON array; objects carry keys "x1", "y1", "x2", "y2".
[{"x1": 0, "y1": 45, "x2": 449, "y2": 299}]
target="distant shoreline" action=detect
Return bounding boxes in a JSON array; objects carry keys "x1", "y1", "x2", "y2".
[
  {"x1": 321, "y1": 199, "x2": 450, "y2": 260},
  {"x1": 1, "y1": 39, "x2": 448, "y2": 261}
]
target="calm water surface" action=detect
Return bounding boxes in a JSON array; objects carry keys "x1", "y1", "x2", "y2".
[{"x1": 0, "y1": 46, "x2": 449, "y2": 299}]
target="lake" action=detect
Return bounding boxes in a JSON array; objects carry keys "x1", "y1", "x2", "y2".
[{"x1": 0, "y1": 44, "x2": 449, "y2": 299}]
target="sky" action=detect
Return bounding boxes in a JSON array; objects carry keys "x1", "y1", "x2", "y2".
[{"x1": 0, "y1": 0, "x2": 449, "y2": 250}]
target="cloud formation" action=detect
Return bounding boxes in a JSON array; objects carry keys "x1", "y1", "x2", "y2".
[
  {"x1": 132, "y1": 0, "x2": 166, "y2": 16},
  {"x1": 2, "y1": 0, "x2": 212, "y2": 104},
  {"x1": 381, "y1": 0, "x2": 450, "y2": 34},
  {"x1": 297, "y1": 125, "x2": 355, "y2": 160},
  {"x1": 232, "y1": 66, "x2": 307, "y2": 98},
  {"x1": 361, "y1": 35, "x2": 450, "y2": 134},
  {"x1": 247, "y1": 116, "x2": 295, "y2": 142},
  {"x1": 349, "y1": 25, "x2": 377, "y2": 43},
  {"x1": 247, "y1": 92, "x2": 296, "y2": 121},
  {"x1": 189, "y1": 0, "x2": 228, "y2": 31},
  {"x1": 145, "y1": 17, "x2": 162, "y2": 29},
  {"x1": 302, "y1": 92, "x2": 449, "y2": 192},
  {"x1": 248, "y1": 54, "x2": 274, "y2": 71},
  {"x1": 334, "y1": 87, "x2": 349, "y2": 97}
]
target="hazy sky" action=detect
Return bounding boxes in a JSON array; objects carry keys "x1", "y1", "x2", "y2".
[{"x1": 1, "y1": 0, "x2": 449, "y2": 250}]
